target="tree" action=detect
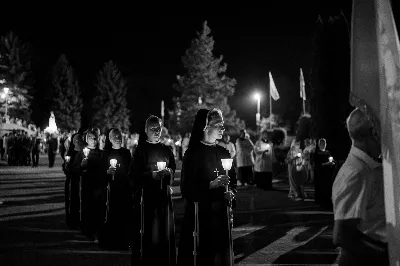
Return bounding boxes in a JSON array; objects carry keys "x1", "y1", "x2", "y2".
[
  {"x1": 172, "y1": 21, "x2": 244, "y2": 134},
  {"x1": 49, "y1": 54, "x2": 82, "y2": 131},
  {"x1": 0, "y1": 31, "x2": 34, "y2": 121},
  {"x1": 91, "y1": 61, "x2": 131, "y2": 133}
]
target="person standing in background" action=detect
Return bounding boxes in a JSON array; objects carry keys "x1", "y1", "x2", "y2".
[{"x1": 235, "y1": 129, "x2": 254, "y2": 186}]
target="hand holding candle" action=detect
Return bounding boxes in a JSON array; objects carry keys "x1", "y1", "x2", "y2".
[
  {"x1": 221, "y1": 158, "x2": 234, "y2": 195},
  {"x1": 157, "y1": 162, "x2": 167, "y2": 189},
  {"x1": 109, "y1": 159, "x2": 118, "y2": 180},
  {"x1": 83, "y1": 147, "x2": 90, "y2": 159}
]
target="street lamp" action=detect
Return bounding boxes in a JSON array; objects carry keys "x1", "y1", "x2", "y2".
[{"x1": 253, "y1": 92, "x2": 261, "y2": 134}]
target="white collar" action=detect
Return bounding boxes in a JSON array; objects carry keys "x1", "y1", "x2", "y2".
[
  {"x1": 146, "y1": 140, "x2": 160, "y2": 144},
  {"x1": 200, "y1": 140, "x2": 216, "y2": 146}
]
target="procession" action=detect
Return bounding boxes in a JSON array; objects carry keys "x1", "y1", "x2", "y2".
[{"x1": 1, "y1": 1, "x2": 400, "y2": 265}]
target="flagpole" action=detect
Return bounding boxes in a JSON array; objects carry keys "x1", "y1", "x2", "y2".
[{"x1": 302, "y1": 98, "x2": 305, "y2": 115}]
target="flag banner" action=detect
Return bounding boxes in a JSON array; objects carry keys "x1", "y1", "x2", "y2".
[
  {"x1": 269, "y1": 72, "x2": 280, "y2": 101},
  {"x1": 300, "y1": 68, "x2": 306, "y2": 100},
  {"x1": 352, "y1": 0, "x2": 400, "y2": 264}
]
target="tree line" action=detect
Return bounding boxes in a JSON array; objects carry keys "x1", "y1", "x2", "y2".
[{"x1": 0, "y1": 22, "x2": 245, "y2": 134}]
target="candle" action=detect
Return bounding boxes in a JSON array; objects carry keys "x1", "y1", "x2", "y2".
[
  {"x1": 110, "y1": 159, "x2": 118, "y2": 168},
  {"x1": 221, "y1": 158, "x2": 233, "y2": 172},
  {"x1": 65, "y1": 156, "x2": 70, "y2": 163},
  {"x1": 157, "y1": 162, "x2": 166, "y2": 171},
  {"x1": 329, "y1": 156, "x2": 333, "y2": 163},
  {"x1": 157, "y1": 162, "x2": 167, "y2": 189},
  {"x1": 83, "y1": 147, "x2": 90, "y2": 158}
]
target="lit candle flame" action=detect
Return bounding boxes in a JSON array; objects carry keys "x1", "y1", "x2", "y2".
[
  {"x1": 83, "y1": 147, "x2": 90, "y2": 158},
  {"x1": 110, "y1": 159, "x2": 118, "y2": 168},
  {"x1": 157, "y1": 162, "x2": 166, "y2": 171},
  {"x1": 221, "y1": 158, "x2": 233, "y2": 171}
]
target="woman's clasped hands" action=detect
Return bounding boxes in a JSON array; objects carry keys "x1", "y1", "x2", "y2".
[{"x1": 152, "y1": 168, "x2": 172, "y2": 180}]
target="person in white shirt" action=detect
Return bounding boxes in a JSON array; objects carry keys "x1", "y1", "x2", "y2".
[{"x1": 332, "y1": 108, "x2": 388, "y2": 265}]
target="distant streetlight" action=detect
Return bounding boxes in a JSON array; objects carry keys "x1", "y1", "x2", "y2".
[{"x1": 253, "y1": 92, "x2": 261, "y2": 134}]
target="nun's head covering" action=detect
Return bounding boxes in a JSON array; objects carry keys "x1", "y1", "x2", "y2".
[{"x1": 188, "y1": 108, "x2": 223, "y2": 150}]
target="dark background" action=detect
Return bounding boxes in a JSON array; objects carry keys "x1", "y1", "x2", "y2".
[{"x1": 2, "y1": 1, "x2": 397, "y2": 138}]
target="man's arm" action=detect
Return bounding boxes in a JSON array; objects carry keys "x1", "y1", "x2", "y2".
[{"x1": 333, "y1": 219, "x2": 387, "y2": 257}]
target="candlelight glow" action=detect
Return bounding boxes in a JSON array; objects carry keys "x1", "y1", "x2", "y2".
[
  {"x1": 221, "y1": 158, "x2": 233, "y2": 171},
  {"x1": 157, "y1": 161, "x2": 166, "y2": 171},
  {"x1": 110, "y1": 159, "x2": 118, "y2": 168},
  {"x1": 65, "y1": 156, "x2": 71, "y2": 163},
  {"x1": 83, "y1": 147, "x2": 90, "y2": 157}
]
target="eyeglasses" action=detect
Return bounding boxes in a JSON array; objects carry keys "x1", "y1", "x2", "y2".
[
  {"x1": 149, "y1": 127, "x2": 161, "y2": 133},
  {"x1": 213, "y1": 124, "x2": 225, "y2": 131}
]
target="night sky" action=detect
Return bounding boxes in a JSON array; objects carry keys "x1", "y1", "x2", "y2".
[{"x1": 1, "y1": 2, "x2": 370, "y2": 132}]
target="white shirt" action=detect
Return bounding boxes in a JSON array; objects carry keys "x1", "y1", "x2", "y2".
[
  {"x1": 218, "y1": 141, "x2": 236, "y2": 158},
  {"x1": 332, "y1": 146, "x2": 386, "y2": 242}
]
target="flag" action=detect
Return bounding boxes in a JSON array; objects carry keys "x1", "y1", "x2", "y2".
[
  {"x1": 351, "y1": 0, "x2": 400, "y2": 263},
  {"x1": 300, "y1": 68, "x2": 306, "y2": 100},
  {"x1": 269, "y1": 72, "x2": 280, "y2": 101}
]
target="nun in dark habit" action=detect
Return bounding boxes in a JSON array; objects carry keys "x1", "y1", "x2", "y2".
[
  {"x1": 177, "y1": 108, "x2": 237, "y2": 266},
  {"x1": 63, "y1": 133, "x2": 84, "y2": 228},
  {"x1": 98, "y1": 128, "x2": 134, "y2": 250},
  {"x1": 129, "y1": 115, "x2": 177, "y2": 266}
]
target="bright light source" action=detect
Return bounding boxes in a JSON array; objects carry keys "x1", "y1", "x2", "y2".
[
  {"x1": 253, "y1": 92, "x2": 261, "y2": 101},
  {"x1": 4, "y1": 87, "x2": 9, "y2": 94},
  {"x1": 0, "y1": 93, "x2": 5, "y2": 99}
]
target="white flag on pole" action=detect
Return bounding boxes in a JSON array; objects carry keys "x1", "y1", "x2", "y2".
[
  {"x1": 300, "y1": 68, "x2": 306, "y2": 100},
  {"x1": 269, "y1": 72, "x2": 280, "y2": 101}
]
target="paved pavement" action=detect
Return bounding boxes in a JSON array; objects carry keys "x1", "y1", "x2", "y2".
[{"x1": 0, "y1": 156, "x2": 339, "y2": 265}]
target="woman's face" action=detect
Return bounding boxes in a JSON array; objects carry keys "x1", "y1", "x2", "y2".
[
  {"x1": 110, "y1": 130, "x2": 122, "y2": 149},
  {"x1": 73, "y1": 134, "x2": 84, "y2": 150},
  {"x1": 206, "y1": 122, "x2": 225, "y2": 141},
  {"x1": 86, "y1": 132, "x2": 98, "y2": 148},
  {"x1": 146, "y1": 121, "x2": 162, "y2": 142},
  {"x1": 318, "y1": 140, "x2": 326, "y2": 150}
]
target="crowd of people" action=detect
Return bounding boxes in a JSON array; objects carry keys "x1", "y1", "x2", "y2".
[
  {"x1": 61, "y1": 109, "x2": 236, "y2": 266},
  {"x1": 1, "y1": 107, "x2": 388, "y2": 265}
]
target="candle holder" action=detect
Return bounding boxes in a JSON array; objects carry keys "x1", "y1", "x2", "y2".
[
  {"x1": 83, "y1": 147, "x2": 90, "y2": 158},
  {"x1": 110, "y1": 159, "x2": 118, "y2": 180},
  {"x1": 157, "y1": 162, "x2": 167, "y2": 189},
  {"x1": 221, "y1": 158, "x2": 233, "y2": 192}
]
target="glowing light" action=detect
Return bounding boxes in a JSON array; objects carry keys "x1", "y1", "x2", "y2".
[
  {"x1": 221, "y1": 158, "x2": 233, "y2": 171},
  {"x1": 110, "y1": 159, "x2": 118, "y2": 168},
  {"x1": 157, "y1": 161, "x2": 166, "y2": 171},
  {"x1": 253, "y1": 92, "x2": 261, "y2": 101}
]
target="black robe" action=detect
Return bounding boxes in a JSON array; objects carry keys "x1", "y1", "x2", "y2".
[
  {"x1": 64, "y1": 149, "x2": 80, "y2": 228},
  {"x1": 314, "y1": 149, "x2": 335, "y2": 207},
  {"x1": 73, "y1": 148, "x2": 107, "y2": 237},
  {"x1": 177, "y1": 143, "x2": 236, "y2": 266},
  {"x1": 130, "y1": 141, "x2": 177, "y2": 266},
  {"x1": 99, "y1": 147, "x2": 134, "y2": 249}
]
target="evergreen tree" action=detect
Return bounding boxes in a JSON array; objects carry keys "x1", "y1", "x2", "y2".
[
  {"x1": 50, "y1": 54, "x2": 82, "y2": 131},
  {"x1": 91, "y1": 61, "x2": 131, "y2": 133},
  {"x1": 0, "y1": 31, "x2": 34, "y2": 121},
  {"x1": 172, "y1": 21, "x2": 244, "y2": 134}
]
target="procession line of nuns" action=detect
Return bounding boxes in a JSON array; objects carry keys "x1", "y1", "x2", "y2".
[{"x1": 62, "y1": 108, "x2": 236, "y2": 266}]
